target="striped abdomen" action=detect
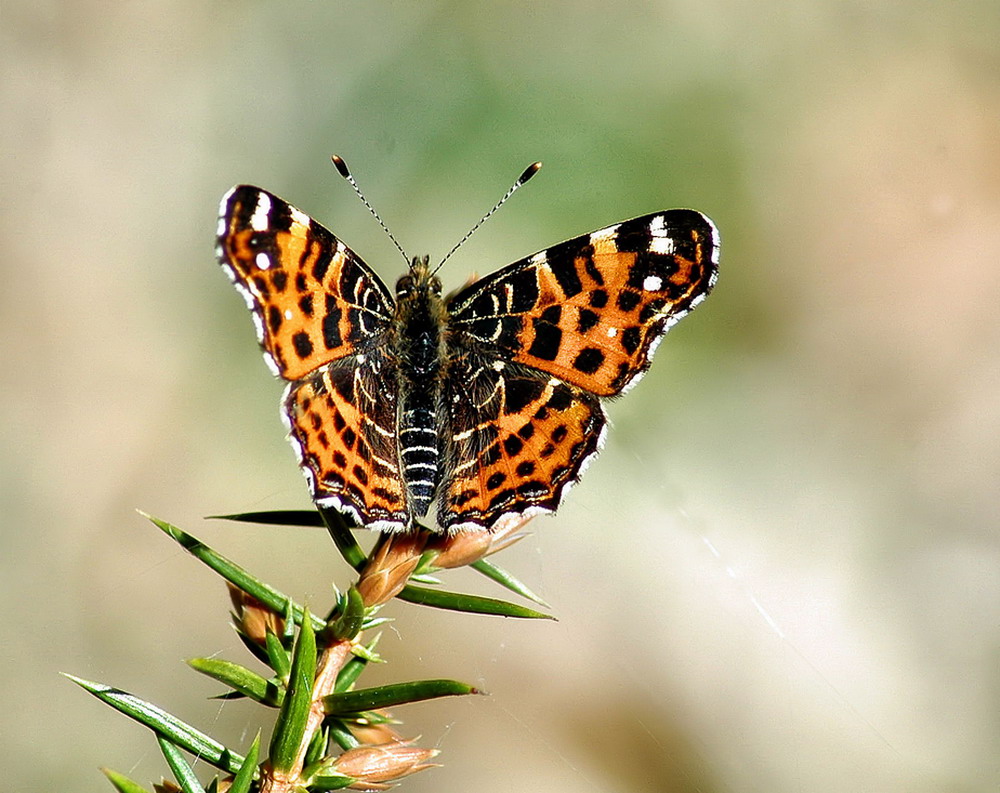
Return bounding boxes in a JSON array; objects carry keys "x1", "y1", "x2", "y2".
[{"x1": 399, "y1": 400, "x2": 439, "y2": 517}]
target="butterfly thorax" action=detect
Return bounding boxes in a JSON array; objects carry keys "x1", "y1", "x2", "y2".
[
  {"x1": 393, "y1": 257, "x2": 447, "y2": 382},
  {"x1": 392, "y1": 256, "x2": 448, "y2": 518}
]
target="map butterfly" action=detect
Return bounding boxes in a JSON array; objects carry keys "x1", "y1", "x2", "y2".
[{"x1": 216, "y1": 164, "x2": 719, "y2": 532}]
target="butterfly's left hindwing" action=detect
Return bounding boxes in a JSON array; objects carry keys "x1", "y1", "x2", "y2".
[{"x1": 284, "y1": 358, "x2": 410, "y2": 532}]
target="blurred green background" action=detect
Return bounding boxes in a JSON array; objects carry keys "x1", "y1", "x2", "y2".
[{"x1": 4, "y1": 1, "x2": 999, "y2": 791}]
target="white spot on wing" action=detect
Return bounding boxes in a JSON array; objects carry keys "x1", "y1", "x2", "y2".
[
  {"x1": 218, "y1": 186, "x2": 237, "y2": 218},
  {"x1": 262, "y1": 351, "x2": 280, "y2": 376},
  {"x1": 590, "y1": 224, "x2": 620, "y2": 244},
  {"x1": 251, "y1": 310, "x2": 265, "y2": 341},
  {"x1": 290, "y1": 206, "x2": 310, "y2": 227},
  {"x1": 284, "y1": 309, "x2": 293, "y2": 320},
  {"x1": 255, "y1": 252, "x2": 271, "y2": 270},
  {"x1": 250, "y1": 192, "x2": 271, "y2": 231},
  {"x1": 642, "y1": 275, "x2": 663, "y2": 291},
  {"x1": 649, "y1": 215, "x2": 675, "y2": 255}
]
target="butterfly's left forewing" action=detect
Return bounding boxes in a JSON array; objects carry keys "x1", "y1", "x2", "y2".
[{"x1": 217, "y1": 186, "x2": 396, "y2": 381}]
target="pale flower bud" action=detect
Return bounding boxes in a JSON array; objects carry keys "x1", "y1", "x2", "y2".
[
  {"x1": 227, "y1": 583, "x2": 285, "y2": 645},
  {"x1": 357, "y1": 533, "x2": 429, "y2": 607},
  {"x1": 428, "y1": 515, "x2": 533, "y2": 569},
  {"x1": 332, "y1": 741, "x2": 440, "y2": 788},
  {"x1": 348, "y1": 713, "x2": 404, "y2": 746}
]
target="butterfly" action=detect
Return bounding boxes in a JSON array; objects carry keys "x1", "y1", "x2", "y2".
[{"x1": 216, "y1": 170, "x2": 718, "y2": 533}]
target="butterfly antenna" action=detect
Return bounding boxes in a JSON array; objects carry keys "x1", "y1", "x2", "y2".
[
  {"x1": 433, "y1": 161, "x2": 542, "y2": 275},
  {"x1": 331, "y1": 155, "x2": 409, "y2": 265}
]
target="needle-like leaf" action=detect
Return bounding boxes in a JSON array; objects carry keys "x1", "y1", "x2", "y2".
[
  {"x1": 397, "y1": 585, "x2": 554, "y2": 619},
  {"x1": 470, "y1": 558, "x2": 550, "y2": 606},
  {"x1": 187, "y1": 658, "x2": 281, "y2": 707},
  {"x1": 158, "y1": 735, "x2": 207, "y2": 793},
  {"x1": 141, "y1": 512, "x2": 324, "y2": 632},
  {"x1": 100, "y1": 768, "x2": 152, "y2": 793},
  {"x1": 66, "y1": 675, "x2": 243, "y2": 773},
  {"x1": 323, "y1": 679, "x2": 480, "y2": 715},
  {"x1": 227, "y1": 732, "x2": 260, "y2": 793},
  {"x1": 268, "y1": 609, "x2": 317, "y2": 772},
  {"x1": 209, "y1": 510, "x2": 323, "y2": 527}
]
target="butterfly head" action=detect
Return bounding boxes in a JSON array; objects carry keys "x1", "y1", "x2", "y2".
[{"x1": 396, "y1": 255, "x2": 442, "y2": 299}]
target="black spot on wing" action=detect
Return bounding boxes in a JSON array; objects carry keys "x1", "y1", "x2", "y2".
[
  {"x1": 576, "y1": 308, "x2": 599, "y2": 334},
  {"x1": 617, "y1": 290, "x2": 641, "y2": 312},
  {"x1": 268, "y1": 305, "x2": 283, "y2": 334},
  {"x1": 589, "y1": 289, "x2": 608, "y2": 308},
  {"x1": 528, "y1": 305, "x2": 563, "y2": 361},
  {"x1": 292, "y1": 332, "x2": 313, "y2": 359},
  {"x1": 312, "y1": 247, "x2": 332, "y2": 283},
  {"x1": 621, "y1": 326, "x2": 641, "y2": 355},
  {"x1": 504, "y1": 377, "x2": 545, "y2": 414},
  {"x1": 547, "y1": 251, "x2": 583, "y2": 297},
  {"x1": 573, "y1": 347, "x2": 605, "y2": 374},
  {"x1": 609, "y1": 216, "x2": 654, "y2": 254},
  {"x1": 323, "y1": 295, "x2": 342, "y2": 349}
]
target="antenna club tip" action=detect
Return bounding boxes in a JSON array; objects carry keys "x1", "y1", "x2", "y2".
[
  {"x1": 519, "y1": 161, "x2": 542, "y2": 185},
  {"x1": 331, "y1": 154, "x2": 351, "y2": 179}
]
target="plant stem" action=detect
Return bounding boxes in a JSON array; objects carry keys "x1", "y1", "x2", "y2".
[{"x1": 260, "y1": 639, "x2": 354, "y2": 792}]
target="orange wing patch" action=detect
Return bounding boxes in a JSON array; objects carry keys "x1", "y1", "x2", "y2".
[
  {"x1": 284, "y1": 360, "x2": 409, "y2": 532},
  {"x1": 217, "y1": 186, "x2": 394, "y2": 382},
  {"x1": 439, "y1": 361, "x2": 605, "y2": 531}
]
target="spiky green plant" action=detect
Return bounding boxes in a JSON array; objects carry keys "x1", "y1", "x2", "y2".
[{"x1": 70, "y1": 508, "x2": 552, "y2": 793}]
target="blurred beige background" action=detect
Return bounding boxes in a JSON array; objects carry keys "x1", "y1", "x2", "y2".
[{"x1": 4, "y1": 1, "x2": 999, "y2": 791}]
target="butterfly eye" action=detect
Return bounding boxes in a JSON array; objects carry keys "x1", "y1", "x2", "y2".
[{"x1": 395, "y1": 274, "x2": 415, "y2": 297}]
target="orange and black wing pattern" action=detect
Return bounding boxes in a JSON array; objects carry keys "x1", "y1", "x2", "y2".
[
  {"x1": 218, "y1": 186, "x2": 410, "y2": 528},
  {"x1": 283, "y1": 359, "x2": 410, "y2": 531},
  {"x1": 438, "y1": 356, "x2": 605, "y2": 531},
  {"x1": 217, "y1": 186, "x2": 395, "y2": 381},
  {"x1": 439, "y1": 210, "x2": 718, "y2": 529},
  {"x1": 447, "y1": 211, "x2": 719, "y2": 397}
]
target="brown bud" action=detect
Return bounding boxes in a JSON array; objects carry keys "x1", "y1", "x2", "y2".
[
  {"x1": 227, "y1": 583, "x2": 285, "y2": 645},
  {"x1": 332, "y1": 741, "x2": 440, "y2": 787},
  {"x1": 356, "y1": 533, "x2": 430, "y2": 607},
  {"x1": 428, "y1": 515, "x2": 533, "y2": 569},
  {"x1": 348, "y1": 712, "x2": 404, "y2": 746}
]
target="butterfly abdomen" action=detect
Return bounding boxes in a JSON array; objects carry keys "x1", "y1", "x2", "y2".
[{"x1": 398, "y1": 399, "x2": 440, "y2": 518}]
